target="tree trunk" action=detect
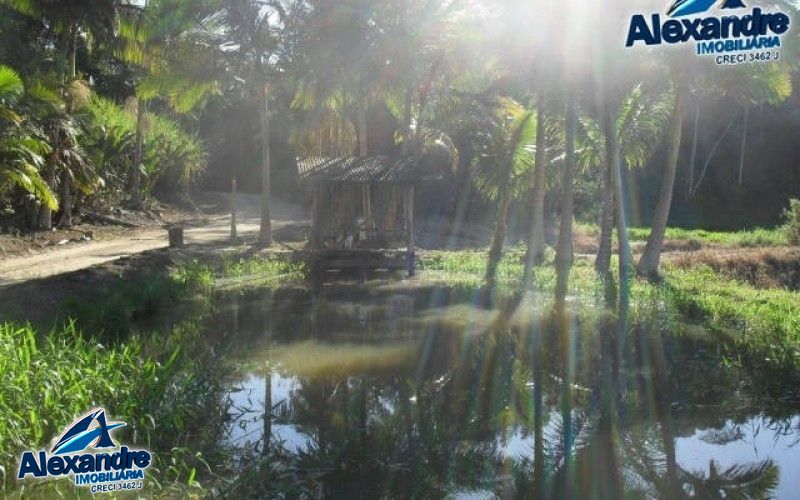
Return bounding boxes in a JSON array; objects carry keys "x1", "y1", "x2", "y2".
[
  {"x1": 604, "y1": 107, "x2": 633, "y2": 323},
  {"x1": 692, "y1": 111, "x2": 738, "y2": 197},
  {"x1": 259, "y1": 88, "x2": 272, "y2": 247},
  {"x1": 70, "y1": 28, "x2": 77, "y2": 79},
  {"x1": 636, "y1": 85, "x2": 686, "y2": 279},
  {"x1": 38, "y1": 155, "x2": 58, "y2": 229},
  {"x1": 130, "y1": 98, "x2": 145, "y2": 209},
  {"x1": 402, "y1": 85, "x2": 412, "y2": 156},
  {"x1": 522, "y1": 107, "x2": 548, "y2": 290},
  {"x1": 687, "y1": 104, "x2": 700, "y2": 199},
  {"x1": 58, "y1": 172, "x2": 72, "y2": 228},
  {"x1": 484, "y1": 189, "x2": 512, "y2": 294},
  {"x1": 738, "y1": 105, "x2": 749, "y2": 185},
  {"x1": 230, "y1": 176, "x2": 237, "y2": 242},
  {"x1": 555, "y1": 98, "x2": 577, "y2": 309},
  {"x1": 532, "y1": 338, "x2": 545, "y2": 499},
  {"x1": 595, "y1": 158, "x2": 614, "y2": 277},
  {"x1": 358, "y1": 100, "x2": 368, "y2": 157}
]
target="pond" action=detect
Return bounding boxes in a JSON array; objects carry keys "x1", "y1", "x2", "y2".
[{"x1": 198, "y1": 281, "x2": 800, "y2": 498}]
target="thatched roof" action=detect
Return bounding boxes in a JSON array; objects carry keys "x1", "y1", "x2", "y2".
[{"x1": 296, "y1": 156, "x2": 443, "y2": 184}]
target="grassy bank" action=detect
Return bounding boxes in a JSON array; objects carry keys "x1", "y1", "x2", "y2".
[
  {"x1": 662, "y1": 266, "x2": 800, "y2": 381},
  {"x1": 0, "y1": 320, "x2": 231, "y2": 496},
  {"x1": 574, "y1": 223, "x2": 787, "y2": 248},
  {"x1": 419, "y1": 248, "x2": 800, "y2": 382},
  {"x1": 0, "y1": 253, "x2": 304, "y2": 495}
]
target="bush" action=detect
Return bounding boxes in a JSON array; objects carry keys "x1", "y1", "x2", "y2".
[
  {"x1": 84, "y1": 96, "x2": 207, "y2": 199},
  {"x1": 786, "y1": 199, "x2": 800, "y2": 246}
]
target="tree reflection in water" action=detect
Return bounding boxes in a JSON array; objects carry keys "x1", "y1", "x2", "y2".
[{"x1": 218, "y1": 284, "x2": 791, "y2": 498}]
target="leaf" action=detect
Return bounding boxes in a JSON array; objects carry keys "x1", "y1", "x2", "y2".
[{"x1": 0, "y1": 65, "x2": 24, "y2": 100}]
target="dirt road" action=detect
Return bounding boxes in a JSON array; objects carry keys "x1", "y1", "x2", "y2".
[{"x1": 0, "y1": 193, "x2": 307, "y2": 286}]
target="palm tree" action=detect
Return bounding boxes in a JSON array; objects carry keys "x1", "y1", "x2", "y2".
[
  {"x1": 26, "y1": 80, "x2": 97, "y2": 228},
  {"x1": 211, "y1": 0, "x2": 294, "y2": 247},
  {"x1": 471, "y1": 98, "x2": 537, "y2": 295},
  {"x1": 638, "y1": 58, "x2": 792, "y2": 277},
  {"x1": 587, "y1": 86, "x2": 674, "y2": 277},
  {"x1": 0, "y1": 0, "x2": 118, "y2": 81},
  {"x1": 636, "y1": 73, "x2": 688, "y2": 279},
  {"x1": 117, "y1": 0, "x2": 219, "y2": 209},
  {"x1": 0, "y1": 65, "x2": 57, "y2": 215},
  {"x1": 690, "y1": 64, "x2": 792, "y2": 196},
  {"x1": 522, "y1": 102, "x2": 554, "y2": 290},
  {"x1": 554, "y1": 95, "x2": 577, "y2": 309}
]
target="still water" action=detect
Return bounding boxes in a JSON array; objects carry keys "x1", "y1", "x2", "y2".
[{"x1": 202, "y1": 282, "x2": 800, "y2": 498}]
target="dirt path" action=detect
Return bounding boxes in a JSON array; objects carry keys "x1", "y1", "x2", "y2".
[{"x1": 0, "y1": 193, "x2": 307, "y2": 286}]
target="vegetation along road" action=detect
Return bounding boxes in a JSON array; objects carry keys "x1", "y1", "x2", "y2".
[{"x1": 0, "y1": 193, "x2": 305, "y2": 286}]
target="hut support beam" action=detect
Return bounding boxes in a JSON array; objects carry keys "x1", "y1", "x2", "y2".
[
  {"x1": 405, "y1": 185, "x2": 416, "y2": 276},
  {"x1": 310, "y1": 185, "x2": 323, "y2": 249}
]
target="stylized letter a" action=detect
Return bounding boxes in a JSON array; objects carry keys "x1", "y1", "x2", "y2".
[
  {"x1": 94, "y1": 410, "x2": 116, "y2": 448},
  {"x1": 721, "y1": 0, "x2": 746, "y2": 8}
]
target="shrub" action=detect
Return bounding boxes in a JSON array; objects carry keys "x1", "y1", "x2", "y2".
[
  {"x1": 84, "y1": 96, "x2": 207, "y2": 199},
  {"x1": 786, "y1": 199, "x2": 800, "y2": 246}
]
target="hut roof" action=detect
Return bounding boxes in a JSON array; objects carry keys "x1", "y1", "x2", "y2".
[{"x1": 296, "y1": 156, "x2": 442, "y2": 184}]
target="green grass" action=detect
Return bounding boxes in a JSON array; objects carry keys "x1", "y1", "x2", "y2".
[
  {"x1": 627, "y1": 226, "x2": 786, "y2": 247},
  {"x1": 189, "y1": 255, "x2": 307, "y2": 290},
  {"x1": 418, "y1": 247, "x2": 600, "y2": 297},
  {"x1": 420, "y1": 247, "x2": 800, "y2": 383},
  {"x1": 1, "y1": 255, "x2": 306, "y2": 494},
  {"x1": 60, "y1": 270, "x2": 203, "y2": 339},
  {"x1": 218, "y1": 255, "x2": 305, "y2": 280},
  {"x1": 0, "y1": 320, "x2": 230, "y2": 495},
  {"x1": 660, "y1": 265, "x2": 800, "y2": 379},
  {"x1": 575, "y1": 222, "x2": 787, "y2": 247}
]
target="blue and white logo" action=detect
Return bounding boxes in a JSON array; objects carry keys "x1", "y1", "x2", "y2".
[
  {"x1": 667, "y1": 0, "x2": 746, "y2": 18},
  {"x1": 50, "y1": 408, "x2": 126, "y2": 455},
  {"x1": 625, "y1": 0, "x2": 791, "y2": 65},
  {"x1": 17, "y1": 408, "x2": 152, "y2": 493}
]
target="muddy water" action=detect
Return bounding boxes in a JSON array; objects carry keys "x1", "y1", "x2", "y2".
[{"x1": 202, "y1": 283, "x2": 800, "y2": 498}]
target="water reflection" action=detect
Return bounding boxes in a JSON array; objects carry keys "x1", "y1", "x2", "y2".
[{"x1": 207, "y1": 284, "x2": 800, "y2": 498}]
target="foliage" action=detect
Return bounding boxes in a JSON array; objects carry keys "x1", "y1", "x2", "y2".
[
  {"x1": 0, "y1": 319, "x2": 232, "y2": 495},
  {"x1": 472, "y1": 98, "x2": 538, "y2": 201},
  {"x1": 85, "y1": 96, "x2": 207, "y2": 193},
  {"x1": 785, "y1": 199, "x2": 800, "y2": 246},
  {"x1": 661, "y1": 265, "x2": 800, "y2": 386},
  {"x1": 0, "y1": 65, "x2": 57, "y2": 210},
  {"x1": 419, "y1": 248, "x2": 800, "y2": 390},
  {"x1": 177, "y1": 255, "x2": 307, "y2": 290},
  {"x1": 626, "y1": 226, "x2": 787, "y2": 247},
  {"x1": 418, "y1": 247, "x2": 600, "y2": 297}
]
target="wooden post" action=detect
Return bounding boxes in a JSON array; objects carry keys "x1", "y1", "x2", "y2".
[
  {"x1": 310, "y1": 184, "x2": 323, "y2": 249},
  {"x1": 405, "y1": 185, "x2": 415, "y2": 277},
  {"x1": 230, "y1": 176, "x2": 237, "y2": 242},
  {"x1": 168, "y1": 226, "x2": 184, "y2": 247}
]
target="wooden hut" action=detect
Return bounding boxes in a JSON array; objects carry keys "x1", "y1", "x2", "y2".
[{"x1": 297, "y1": 156, "x2": 442, "y2": 277}]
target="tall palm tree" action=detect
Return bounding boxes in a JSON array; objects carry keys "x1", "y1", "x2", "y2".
[
  {"x1": 587, "y1": 86, "x2": 674, "y2": 277},
  {"x1": 638, "y1": 58, "x2": 792, "y2": 277},
  {"x1": 554, "y1": 94, "x2": 577, "y2": 309},
  {"x1": 117, "y1": 0, "x2": 219, "y2": 209},
  {"x1": 0, "y1": 0, "x2": 118, "y2": 81},
  {"x1": 690, "y1": 64, "x2": 792, "y2": 196},
  {"x1": 471, "y1": 98, "x2": 537, "y2": 295},
  {"x1": 636, "y1": 74, "x2": 688, "y2": 279},
  {"x1": 211, "y1": 0, "x2": 295, "y2": 247},
  {"x1": 522, "y1": 102, "x2": 554, "y2": 290}
]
